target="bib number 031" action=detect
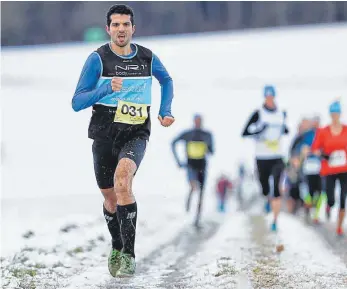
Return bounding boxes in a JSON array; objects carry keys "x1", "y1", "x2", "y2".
[{"x1": 114, "y1": 100, "x2": 148, "y2": 125}]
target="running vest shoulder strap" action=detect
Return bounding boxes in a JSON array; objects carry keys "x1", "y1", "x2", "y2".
[{"x1": 95, "y1": 43, "x2": 153, "y2": 78}]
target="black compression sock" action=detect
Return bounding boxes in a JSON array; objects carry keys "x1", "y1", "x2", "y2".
[
  {"x1": 117, "y1": 202, "x2": 137, "y2": 258},
  {"x1": 103, "y1": 205, "x2": 123, "y2": 251}
]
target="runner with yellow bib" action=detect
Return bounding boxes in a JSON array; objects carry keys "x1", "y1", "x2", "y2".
[
  {"x1": 72, "y1": 4, "x2": 174, "y2": 278},
  {"x1": 171, "y1": 114, "x2": 214, "y2": 228}
]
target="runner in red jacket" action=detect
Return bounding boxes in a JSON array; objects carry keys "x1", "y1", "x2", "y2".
[{"x1": 311, "y1": 100, "x2": 347, "y2": 236}]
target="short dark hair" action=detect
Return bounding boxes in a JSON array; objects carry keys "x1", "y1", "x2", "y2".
[{"x1": 107, "y1": 4, "x2": 135, "y2": 27}]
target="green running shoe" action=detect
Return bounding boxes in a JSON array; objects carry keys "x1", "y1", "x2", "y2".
[
  {"x1": 116, "y1": 253, "x2": 136, "y2": 277},
  {"x1": 108, "y1": 249, "x2": 122, "y2": 277}
]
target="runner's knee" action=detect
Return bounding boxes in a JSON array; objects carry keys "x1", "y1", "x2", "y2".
[{"x1": 115, "y1": 159, "x2": 136, "y2": 197}]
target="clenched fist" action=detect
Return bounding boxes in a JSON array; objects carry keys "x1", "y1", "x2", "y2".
[
  {"x1": 111, "y1": 77, "x2": 123, "y2": 92},
  {"x1": 158, "y1": 115, "x2": 175, "y2": 127}
]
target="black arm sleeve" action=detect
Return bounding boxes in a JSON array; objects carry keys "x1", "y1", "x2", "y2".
[
  {"x1": 242, "y1": 110, "x2": 266, "y2": 137},
  {"x1": 282, "y1": 111, "x2": 289, "y2": 134},
  {"x1": 207, "y1": 133, "x2": 214, "y2": 154}
]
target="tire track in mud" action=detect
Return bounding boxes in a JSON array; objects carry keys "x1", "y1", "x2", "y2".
[
  {"x1": 101, "y1": 193, "x2": 261, "y2": 289},
  {"x1": 154, "y1": 220, "x2": 221, "y2": 289},
  {"x1": 247, "y1": 204, "x2": 347, "y2": 289},
  {"x1": 143, "y1": 193, "x2": 261, "y2": 288},
  {"x1": 147, "y1": 193, "x2": 261, "y2": 288}
]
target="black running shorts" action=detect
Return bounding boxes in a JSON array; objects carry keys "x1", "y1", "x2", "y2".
[{"x1": 92, "y1": 138, "x2": 147, "y2": 189}]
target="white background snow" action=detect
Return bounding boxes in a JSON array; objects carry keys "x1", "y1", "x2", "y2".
[{"x1": 1, "y1": 23, "x2": 347, "y2": 288}]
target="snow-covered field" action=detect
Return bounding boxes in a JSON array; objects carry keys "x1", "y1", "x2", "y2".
[{"x1": 1, "y1": 24, "x2": 347, "y2": 288}]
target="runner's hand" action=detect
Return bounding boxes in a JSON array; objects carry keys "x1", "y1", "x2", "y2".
[
  {"x1": 178, "y1": 162, "x2": 186, "y2": 168},
  {"x1": 158, "y1": 115, "x2": 175, "y2": 127},
  {"x1": 111, "y1": 77, "x2": 123, "y2": 92}
]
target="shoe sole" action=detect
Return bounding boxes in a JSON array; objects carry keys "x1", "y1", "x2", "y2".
[
  {"x1": 116, "y1": 272, "x2": 135, "y2": 278},
  {"x1": 108, "y1": 266, "x2": 120, "y2": 277},
  {"x1": 108, "y1": 258, "x2": 121, "y2": 277}
]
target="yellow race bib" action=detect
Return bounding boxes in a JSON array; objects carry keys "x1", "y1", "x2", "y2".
[
  {"x1": 265, "y1": 140, "x2": 279, "y2": 152},
  {"x1": 114, "y1": 100, "x2": 148, "y2": 125},
  {"x1": 187, "y1": 141, "x2": 207, "y2": 159}
]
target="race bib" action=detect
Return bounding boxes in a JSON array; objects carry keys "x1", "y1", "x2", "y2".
[
  {"x1": 328, "y1": 150, "x2": 347, "y2": 168},
  {"x1": 187, "y1": 141, "x2": 207, "y2": 159},
  {"x1": 265, "y1": 140, "x2": 279, "y2": 152},
  {"x1": 303, "y1": 158, "x2": 321, "y2": 175},
  {"x1": 114, "y1": 100, "x2": 148, "y2": 125}
]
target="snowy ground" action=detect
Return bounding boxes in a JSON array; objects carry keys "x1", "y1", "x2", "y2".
[
  {"x1": 1, "y1": 185, "x2": 347, "y2": 289},
  {"x1": 2, "y1": 24, "x2": 347, "y2": 288}
]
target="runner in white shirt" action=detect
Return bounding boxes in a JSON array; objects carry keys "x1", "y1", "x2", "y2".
[{"x1": 242, "y1": 85, "x2": 289, "y2": 231}]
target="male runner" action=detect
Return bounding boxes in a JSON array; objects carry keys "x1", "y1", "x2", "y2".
[
  {"x1": 242, "y1": 85, "x2": 289, "y2": 231},
  {"x1": 171, "y1": 114, "x2": 214, "y2": 227},
  {"x1": 72, "y1": 4, "x2": 174, "y2": 277}
]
